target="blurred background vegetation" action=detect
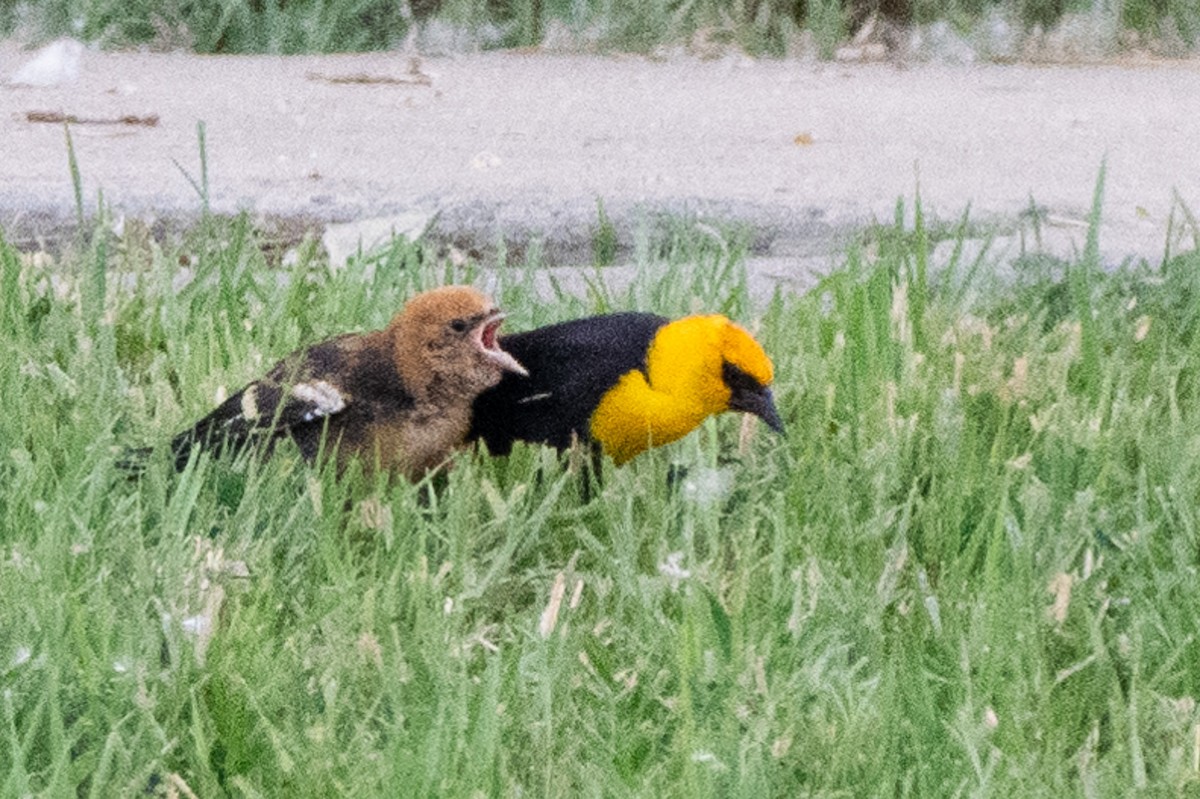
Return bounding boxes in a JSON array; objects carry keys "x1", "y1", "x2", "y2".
[{"x1": 0, "y1": 0, "x2": 1197, "y2": 58}]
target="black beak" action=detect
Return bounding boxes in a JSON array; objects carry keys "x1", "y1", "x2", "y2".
[{"x1": 729, "y1": 385, "x2": 785, "y2": 435}]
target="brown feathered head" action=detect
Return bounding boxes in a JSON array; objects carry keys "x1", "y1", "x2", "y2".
[{"x1": 390, "y1": 286, "x2": 527, "y2": 399}]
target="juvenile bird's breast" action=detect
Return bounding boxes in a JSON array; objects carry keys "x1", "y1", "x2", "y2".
[
  {"x1": 366, "y1": 405, "x2": 472, "y2": 478},
  {"x1": 329, "y1": 402, "x2": 471, "y2": 479}
]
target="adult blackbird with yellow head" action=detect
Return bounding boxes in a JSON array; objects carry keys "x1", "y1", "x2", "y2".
[
  {"x1": 469, "y1": 312, "x2": 783, "y2": 465},
  {"x1": 139, "y1": 286, "x2": 527, "y2": 481}
]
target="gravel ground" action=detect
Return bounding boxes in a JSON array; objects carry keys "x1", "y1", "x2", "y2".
[{"x1": 3, "y1": 43, "x2": 1198, "y2": 290}]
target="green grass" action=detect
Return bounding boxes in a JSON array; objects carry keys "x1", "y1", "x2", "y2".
[
  {"x1": 6, "y1": 190, "x2": 1200, "y2": 795},
  {"x1": 4, "y1": 0, "x2": 1199, "y2": 54}
]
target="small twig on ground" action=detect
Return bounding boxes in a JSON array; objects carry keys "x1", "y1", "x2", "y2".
[
  {"x1": 25, "y1": 110, "x2": 160, "y2": 127},
  {"x1": 305, "y1": 70, "x2": 431, "y2": 87}
]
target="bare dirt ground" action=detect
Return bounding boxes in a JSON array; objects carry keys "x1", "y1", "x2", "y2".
[{"x1": 2, "y1": 44, "x2": 1199, "y2": 291}]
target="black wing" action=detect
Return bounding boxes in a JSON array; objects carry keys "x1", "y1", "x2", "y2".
[
  {"x1": 469, "y1": 312, "x2": 668, "y2": 454},
  {"x1": 166, "y1": 335, "x2": 403, "y2": 469}
]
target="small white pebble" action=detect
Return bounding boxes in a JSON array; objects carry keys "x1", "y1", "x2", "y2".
[
  {"x1": 8, "y1": 39, "x2": 84, "y2": 87},
  {"x1": 691, "y1": 751, "x2": 727, "y2": 771},
  {"x1": 180, "y1": 615, "x2": 211, "y2": 636},
  {"x1": 659, "y1": 551, "x2": 691, "y2": 583},
  {"x1": 682, "y1": 467, "x2": 735, "y2": 507}
]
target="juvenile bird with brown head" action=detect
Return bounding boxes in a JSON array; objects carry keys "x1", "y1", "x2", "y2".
[{"x1": 146, "y1": 285, "x2": 526, "y2": 480}]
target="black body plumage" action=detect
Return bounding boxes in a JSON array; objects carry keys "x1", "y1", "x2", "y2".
[{"x1": 469, "y1": 312, "x2": 669, "y2": 454}]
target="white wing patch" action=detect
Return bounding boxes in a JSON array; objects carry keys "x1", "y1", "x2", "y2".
[
  {"x1": 517, "y1": 392, "x2": 553, "y2": 404},
  {"x1": 292, "y1": 380, "x2": 347, "y2": 422},
  {"x1": 240, "y1": 386, "x2": 260, "y2": 421}
]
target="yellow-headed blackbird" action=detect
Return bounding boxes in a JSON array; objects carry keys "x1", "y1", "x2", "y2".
[
  {"x1": 469, "y1": 312, "x2": 783, "y2": 465},
  {"x1": 155, "y1": 286, "x2": 527, "y2": 480}
]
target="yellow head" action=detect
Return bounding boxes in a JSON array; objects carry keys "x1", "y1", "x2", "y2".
[
  {"x1": 390, "y1": 286, "x2": 527, "y2": 398},
  {"x1": 646, "y1": 314, "x2": 777, "y2": 417},
  {"x1": 590, "y1": 314, "x2": 782, "y2": 463}
]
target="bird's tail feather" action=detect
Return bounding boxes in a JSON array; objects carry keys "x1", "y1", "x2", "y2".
[{"x1": 115, "y1": 446, "x2": 153, "y2": 478}]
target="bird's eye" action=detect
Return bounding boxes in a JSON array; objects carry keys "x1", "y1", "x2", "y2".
[{"x1": 449, "y1": 319, "x2": 469, "y2": 333}]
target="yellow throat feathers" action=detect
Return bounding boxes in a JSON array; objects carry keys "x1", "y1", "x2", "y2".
[{"x1": 589, "y1": 314, "x2": 775, "y2": 464}]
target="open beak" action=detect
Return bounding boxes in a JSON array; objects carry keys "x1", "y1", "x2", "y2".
[
  {"x1": 476, "y1": 312, "x2": 528, "y2": 376},
  {"x1": 729, "y1": 385, "x2": 785, "y2": 435}
]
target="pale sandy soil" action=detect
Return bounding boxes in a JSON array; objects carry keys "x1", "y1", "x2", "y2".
[{"x1": 2, "y1": 44, "x2": 1198, "y2": 290}]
